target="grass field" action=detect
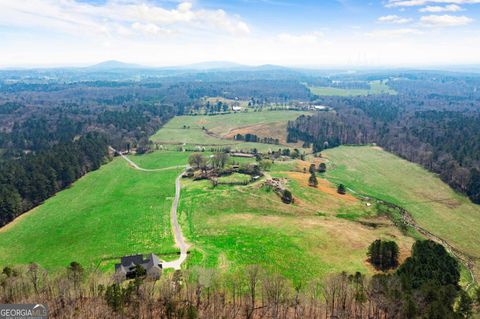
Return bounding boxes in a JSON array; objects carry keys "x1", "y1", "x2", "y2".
[
  {"x1": 217, "y1": 173, "x2": 252, "y2": 184},
  {"x1": 0, "y1": 152, "x2": 190, "y2": 271},
  {"x1": 179, "y1": 160, "x2": 415, "y2": 284},
  {"x1": 150, "y1": 110, "x2": 310, "y2": 151},
  {"x1": 323, "y1": 146, "x2": 480, "y2": 278},
  {"x1": 2, "y1": 140, "x2": 477, "y2": 287},
  {"x1": 204, "y1": 96, "x2": 250, "y2": 109},
  {"x1": 309, "y1": 80, "x2": 396, "y2": 96}
]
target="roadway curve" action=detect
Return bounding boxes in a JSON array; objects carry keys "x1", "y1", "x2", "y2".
[{"x1": 110, "y1": 147, "x2": 189, "y2": 270}]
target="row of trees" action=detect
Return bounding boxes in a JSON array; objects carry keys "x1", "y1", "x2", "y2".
[
  {"x1": 234, "y1": 133, "x2": 280, "y2": 145},
  {"x1": 0, "y1": 240, "x2": 477, "y2": 318},
  {"x1": 188, "y1": 152, "x2": 230, "y2": 171}
]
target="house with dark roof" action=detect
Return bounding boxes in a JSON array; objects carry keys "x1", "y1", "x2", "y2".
[{"x1": 115, "y1": 253, "x2": 162, "y2": 280}]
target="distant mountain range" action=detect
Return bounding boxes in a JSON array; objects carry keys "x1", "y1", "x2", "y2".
[
  {"x1": 86, "y1": 60, "x2": 145, "y2": 70},
  {"x1": 85, "y1": 60, "x2": 290, "y2": 72}
]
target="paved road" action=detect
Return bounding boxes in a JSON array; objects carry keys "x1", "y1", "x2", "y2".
[
  {"x1": 161, "y1": 173, "x2": 189, "y2": 270},
  {"x1": 111, "y1": 147, "x2": 189, "y2": 270}
]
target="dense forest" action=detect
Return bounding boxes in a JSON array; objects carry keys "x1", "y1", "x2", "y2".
[
  {"x1": 0, "y1": 133, "x2": 109, "y2": 226},
  {"x1": 288, "y1": 73, "x2": 480, "y2": 204}
]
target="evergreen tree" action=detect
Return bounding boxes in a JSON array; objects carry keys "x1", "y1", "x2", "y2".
[
  {"x1": 337, "y1": 184, "x2": 346, "y2": 195},
  {"x1": 281, "y1": 189, "x2": 293, "y2": 204},
  {"x1": 308, "y1": 172, "x2": 318, "y2": 187},
  {"x1": 456, "y1": 290, "x2": 473, "y2": 318},
  {"x1": 367, "y1": 239, "x2": 399, "y2": 271},
  {"x1": 318, "y1": 163, "x2": 327, "y2": 173}
]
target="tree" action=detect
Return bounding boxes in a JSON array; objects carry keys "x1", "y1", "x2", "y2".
[
  {"x1": 259, "y1": 159, "x2": 272, "y2": 171},
  {"x1": 467, "y1": 169, "x2": 480, "y2": 204},
  {"x1": 456, "y1": 290, "x2": 473, "y2": 318},
  {"x1": 27, "y1": 263, "x2": 45, "y2": 294},
  {"x1": 188, "y1": 153, "x2": 206, "y2": 170},
  {"x1": 308, "y1": 172, "x2": 318, "y2": 187},
  {"x1": 2, "y1": 266, "x2": 17, "y2": 278},
  {"x1": 67, "y1": 261, "x2": 84, "y2": 293},
  {"x1": 211, "y1": 153, "x2": 229, "y2": 169},
  {"x1": 337, "y1": 184, "x2": 346, "y2": 195},
  {"x1": 281, "y1": 189, "x2": 293, "y2": 204},
  {"x1": 397, "y1": 240, "x2": 460, "y2": 290},
  {"x1": 318, "y1": 163, "x2": 327, "y2": 173},
  {"x1": 308, "y1": 163, "x2": 316, "y2": 174},
  {"x1": 475, "y1": 287, "x2": 480, "y2": 307},
  {"x1": 367, "y1": 239, "x2": 399, "y2": 271},
  {"x1": 245, "y1": 265, "x2": 262, "y2": 319}
]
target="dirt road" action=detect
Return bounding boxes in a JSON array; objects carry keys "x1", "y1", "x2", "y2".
[{"x1": 111, "y1": 147, "x2": 189, "y2": 270}]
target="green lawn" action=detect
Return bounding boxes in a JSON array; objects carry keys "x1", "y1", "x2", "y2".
[
  {"x1": 217, "y1": 173, "x2": 252, "y2": 184},
  {"x1": 309, "y1": 80, "x2": 396, "y2": 97},
  {"x1": 179, "y1": 166, "x2": 414, "y2": 284},
  {"x1": 0, "y1": 152, "x2": 190, "y2": 271},
  {"x1": 323, "y1": 146, "x2": 480, "y2": 277}
]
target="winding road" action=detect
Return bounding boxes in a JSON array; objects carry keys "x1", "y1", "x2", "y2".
[
  {"x1": 110, "y1": 147, "x2": 189, "y2": 270},
  {"x1": 111, "y1": 147, "x2": 186, "y2": 172}
]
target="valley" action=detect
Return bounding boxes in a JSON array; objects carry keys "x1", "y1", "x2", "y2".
[{"x1": 2, "y1": 110, "x2": 478, "y2": 290}]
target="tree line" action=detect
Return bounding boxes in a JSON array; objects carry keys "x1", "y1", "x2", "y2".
[
  {"x1": 0, "y1": 133, "x2": 109, "y2": 226},
  {"x1": 234, "y1": 133, "x2": 280, "y2": 145},
  {"x1": 287, "y1": 93, "x2": 480, "y2": 204},
  {"x1": 0, "y1": 240, "x2": 477, "y2": 318}
]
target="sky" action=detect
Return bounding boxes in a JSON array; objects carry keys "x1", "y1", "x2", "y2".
[{"x1": 0, "y1": 0, "x2": 479, "y2": 68}]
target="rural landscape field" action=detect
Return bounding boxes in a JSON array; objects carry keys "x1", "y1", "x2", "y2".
[{"x1": 1, "y1": 0, "x2": 480, "y2": 317}]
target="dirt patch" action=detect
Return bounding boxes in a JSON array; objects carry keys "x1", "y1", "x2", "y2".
[
  {"x1": 295, "y1": 158, "x2": 327, "y2": 173},
  {"x1": 218, "y1": 253, "x2": 230, "y2": 271},
  {"x1": 416, "y1": 191, "x2": 461, "y2": 209},
  {"x1": 223, "y1": 122, "x2": 289, "y2": 144},
  {"x1": 286, "y1": 171, "x2": 358, "y2": 202},
  {"x1": 371, "y1": 146, "x2": 384, "y2": 151},
  {"x1": 195, "y1": 119, "x2": 209, "y2": 125}
]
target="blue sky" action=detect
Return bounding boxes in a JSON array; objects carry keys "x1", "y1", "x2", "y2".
[{"x1": 0, "y1": 0, "x2": 479, "y2": 67}]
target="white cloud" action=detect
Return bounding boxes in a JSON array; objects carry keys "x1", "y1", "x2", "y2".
[
  {"x1": 419, "y1": 4, "x2": 463, "y2": 12},
  {"x1": 377, "y1": 15, "x2": 413, "y2": 24},
  {"x1": 366, "y1": 28, "x2": 423, "y2": 37},
  {"x1": 131, "y1": 22, "x2": 174, "y2": 36},
  {"x1": 0, "y1": 0, "x2": 479, "y2": 67},
  {"x1": 0, "y1": 0, "x2": 250, "y2": 38},
  {"x1": 419, "y1": 14, "x2": 474, "y2": 27},
  {"x1": 387, "y1": 0, "x2": 480, "y2": 7}
]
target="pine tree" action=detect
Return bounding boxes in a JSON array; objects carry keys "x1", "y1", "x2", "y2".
[
  {"x1": 318, "y1": 163, "x2": 327, "y2": 173},
  {"x1": 308, "y1": 172, "x2": 318, "y2": 187},
  {"x1": 456, "y1": 290, "x2": 473, "y2": 318},
  {"x1": 367, "y1": 240, "x2": 399, "y2": 271}
]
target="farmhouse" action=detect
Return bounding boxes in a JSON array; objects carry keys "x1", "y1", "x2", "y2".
[
  {"x1": 231, "y1": 152, "x2": 255, "y2": 158},
  {"x1": 311, "y1": 105, "x2": 328, "y2": 111},
  {"x1": 115, "y1": 253, "x2": 162, "y2": 280}
]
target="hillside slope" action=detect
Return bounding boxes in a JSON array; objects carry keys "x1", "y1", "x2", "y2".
[{"x1": 323, "y1": 146, "x2": 480, "y2": 279}]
